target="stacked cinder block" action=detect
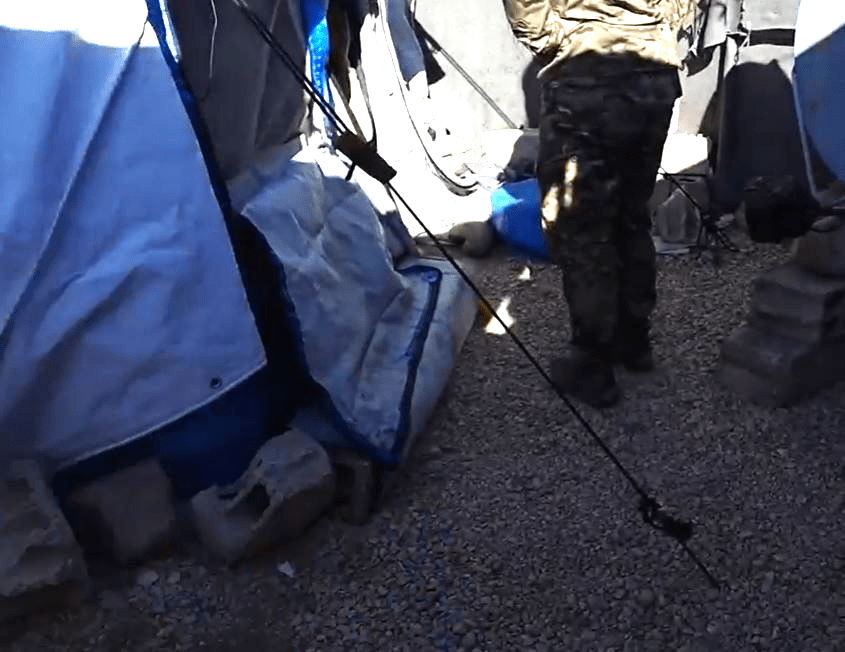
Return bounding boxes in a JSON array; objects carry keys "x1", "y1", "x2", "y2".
[{"x1": 720, "y1": 217, "x2": 845, "y2": 405}]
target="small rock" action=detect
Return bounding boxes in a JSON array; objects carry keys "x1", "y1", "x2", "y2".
[
  {"x1": 460, "y1": 631, "x2": 477, "y2": 648},
  {"x1": 447, "y1": 221, "x2": 496, "y2": 258},
  {"x1": 277, "y1": 562, "x2": 295, "y2": 578},
  {"x1": 653, "y1": 181, "x2": 706, "y2": 245},
  {"x1": 166, "y1": 571, "x2": 181, "y2": 585},
  {"x1": 637, "y1": 589, "x2": 655, "y2": 607},
  {"x1": 452, "y1": 621, "x2": 468, "y2": 635},
  {"x1": 137, "y1": 569, "x2": 159, "y2": 588},
  {"x1": 587, "y1": 594, "x2": 604, "y2": 610}
]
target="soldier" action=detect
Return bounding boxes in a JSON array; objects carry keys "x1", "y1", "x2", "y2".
[{"x1": 504, "y1": 0, "x2": 696, "y2": 408}]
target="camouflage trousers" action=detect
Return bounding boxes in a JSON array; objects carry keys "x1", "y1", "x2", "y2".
[{"x1": 537, "y1": 60, "x2": 680, "y2": 355}]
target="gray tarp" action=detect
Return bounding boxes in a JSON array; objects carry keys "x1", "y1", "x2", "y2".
[{"x1": 167, "y1": 0, "x2": 308, "y2": 181}]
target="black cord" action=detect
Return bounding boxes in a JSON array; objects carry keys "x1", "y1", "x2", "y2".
[
  {"x1": 228, "y1": 0, "x2": 721, "y2": 590},
  {"x1": 389, "y1": 183, "x2": 720, "y2": 590},
  {"x1": 231, "y1": 0, "x2": 352, "y2": 136},
  {"x1": 374, "y1": 0, "x2": 477, "y2": 196},
  {"x1": 412, "y1": 19, "x2": 519, "y2": 130}
]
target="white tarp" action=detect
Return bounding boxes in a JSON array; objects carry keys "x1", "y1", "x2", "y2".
[
  {"x1": 0, "y1": 0, "x2": 266, "y2": 469},
  {"x1": 228, "y1": 140, "x2": 476, "y2": 465},
  {"x1": 159, "y1": 0, "x2": 478, "y2": 466}
]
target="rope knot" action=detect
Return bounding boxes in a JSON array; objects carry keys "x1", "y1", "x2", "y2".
[{"x1": 638, "y1": 495, "x2": 693, "y2": 544}]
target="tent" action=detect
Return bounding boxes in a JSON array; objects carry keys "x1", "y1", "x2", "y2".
[
  {"x1": 0, "y1": 0, "x2": 479, "y2": 499},
  {"x1": 5, "y1": 0, "x2": 840, "y2": 503}
]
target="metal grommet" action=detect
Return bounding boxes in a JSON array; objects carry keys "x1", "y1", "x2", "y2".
[{"x1": 210, "y1": 377, "x2": 223, "y2": 390}]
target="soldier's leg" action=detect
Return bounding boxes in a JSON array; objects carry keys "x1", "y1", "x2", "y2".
[
  {"x1": 615, "y1": 73, "x2": 678, "y2": 370},
  {"x1": 537, "y1": 80, "x2": 621, "y2": 408}
]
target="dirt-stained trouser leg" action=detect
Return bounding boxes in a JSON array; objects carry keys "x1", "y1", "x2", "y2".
[
  {"x1": 537, "y1": 77, "x2": 621, "y2": 361},
  {"x1": 613, "y1": 70, "x2": 680, "y2": 355}
]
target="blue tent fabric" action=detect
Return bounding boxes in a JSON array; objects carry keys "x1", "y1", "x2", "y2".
[
  {"x1": 3, "y1": 0, "x2": 477, "y2": 491},
  {"x1": 0, "y1": 2, "x2": 267, "y2": 474},
  {"x1": 299, "y1": 0, "x2": 335, "y2": 141}
]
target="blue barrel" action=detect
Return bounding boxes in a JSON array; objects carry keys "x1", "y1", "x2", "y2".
[{"x1": 793, "y1": 0, "x2": 845, "y2": 189}]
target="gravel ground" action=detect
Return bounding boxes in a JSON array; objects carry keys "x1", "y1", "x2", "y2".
[{"x1": 4, "y1": 236, "x2": 845, "y2": 652}]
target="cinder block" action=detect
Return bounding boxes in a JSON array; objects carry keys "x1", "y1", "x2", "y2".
[
  {"x1": 747, "y1": 309, "x2": 845, "y2": 344},
  {"x1": 64, "y1": 459, "x2": 176, "y2": 565},
  {"x1": 328, "y1": 449, "x2": 382, "y2": 525},
  {"x1": 720, "y1": 324, "x2": 806, "y2": 381},
  {"x1": 791, "y1": 216, "x2": 845, "y2": 278},
  {"x1": 719, "y1": 362, "x2": 796, "y2": 407},
  {"x1": 191, "y1": 430, "x2": 335, "y2": 564},
  {"x1": 720, "y1": 323, "x2": 845, "y2": 405},
  {"x1": 0, "y1": 460, "x2": 88, "y2": 623},
  {"x1": 752, "y1": 264, "x2": 845, "y2": 324}
]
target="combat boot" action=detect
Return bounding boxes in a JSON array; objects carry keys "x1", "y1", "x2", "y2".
[
  {"x1": 549, "y1": 345, "x2": 620, "y2": 409},
  {"x1": 614, "y1": 320, "x2": 655, "y2": 373}
]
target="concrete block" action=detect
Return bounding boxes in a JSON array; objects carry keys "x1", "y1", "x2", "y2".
[
  {"x1": 791, "y1": 215, "x2": 845, "y2": 277},
  {"x1": 720, "y1": 323, "x2": 813, "y2": 381},
  {"x1": 752, "y1": 264, "x2": 845, "y2": 324},
  {"x1": 328, "y1": 449, "x2": 381, "y2": 525},
  {"x1": 0, "y1": 460, "x2": 88, "y2": 623},
  {"x1": 64, "y1": 459, "x2": 176, "y2": 565},
  {"x1": 191, "y1": 430, "x2": 335, "y2": 563},
  {"x1": 748, "y1": 308, "x2": 845, "y2": 344},
  {"x1": 720, "y1": 323, "x2": 845, "y2": 405},
  {"x1": 719, "y1": 362, "x2": 795, "y2": 408}
]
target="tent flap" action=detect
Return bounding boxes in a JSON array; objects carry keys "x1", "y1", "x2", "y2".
[{"x1": 235, "y1": 147, "x2": 476, "y2": 467}]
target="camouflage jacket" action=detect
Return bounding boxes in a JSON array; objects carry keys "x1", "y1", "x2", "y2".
[{"x1": 504, "y1": 0, "x2": 696, "y2": 77}]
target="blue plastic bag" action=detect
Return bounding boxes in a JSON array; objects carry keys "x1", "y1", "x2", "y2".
[{"x1": 489, "y1": 178, "x2": 551, "y2": 261}]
